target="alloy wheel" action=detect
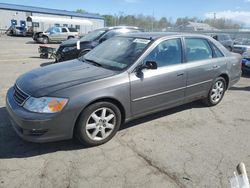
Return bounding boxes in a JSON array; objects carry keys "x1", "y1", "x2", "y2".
[
  {"x1": 210, "y1": 80, "x2": 224, "y2": 103},
  {"x1": 85, "y1": 107, "x2": 116, "y2": 141}
]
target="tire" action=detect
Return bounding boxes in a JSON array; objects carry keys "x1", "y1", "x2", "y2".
[
  {"x1": 67, "y1": 36, "x2": 74, "y2": 39},
  {"x1": 202, "y1": 77, "x2": 226, "y2": 107},
  {"x1": 75, "y1": 102, "x2": 121, "y2": 146},
  {"x1": 42, "y1": 36, "x2": 49, "y2": 44}
]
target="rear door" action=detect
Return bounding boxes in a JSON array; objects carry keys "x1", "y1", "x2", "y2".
[
  {"x1": 61, "y1": 28, "x2": 68, "y2": 41},
  {"x1": 184, "y1": 37, "x2": 226, "y2": 102}
]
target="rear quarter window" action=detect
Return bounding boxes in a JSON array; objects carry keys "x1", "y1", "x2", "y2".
[
  {"x1": 68, "y1": 28, "x2": 78, "y2": 32},
  {"x1": 209, "y1": 42, "x2": 224, "y2": 58},
  {"x1": 185, "y1": 38, "x2": 213, "y2": 62}
]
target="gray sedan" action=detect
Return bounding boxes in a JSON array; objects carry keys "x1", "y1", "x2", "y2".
[{"x1": 6, "y1": 32, "x2": 242, "y2": 146}]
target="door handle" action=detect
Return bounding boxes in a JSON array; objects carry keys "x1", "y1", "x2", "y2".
[
  {"x1": 213, "y1": 65, "x2": 220, "y2": 69},
  {"x1": 177, "y1": 73, "x2": 184, "y2": 77}
]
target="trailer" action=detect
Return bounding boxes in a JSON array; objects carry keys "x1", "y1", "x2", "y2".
[{"x1": 26, "y1": 16, "x2": 93, "y2": 35}]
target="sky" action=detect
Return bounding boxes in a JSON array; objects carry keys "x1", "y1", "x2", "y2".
[{"x1": 2, "y1": 0, "x2": 250, "y2": 25}]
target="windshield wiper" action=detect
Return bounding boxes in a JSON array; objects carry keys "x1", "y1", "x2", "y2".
[{"x1": 83, "y1": 58, "x2": 103, "y2": 67}]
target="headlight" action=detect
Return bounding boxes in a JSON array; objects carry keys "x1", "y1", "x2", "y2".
[
  {"x1": 23, "y1": 97, "x2": 68, "y2": 113},
  {"x1": 62, "y1": 46, "x2": 77, "y2": 53}
]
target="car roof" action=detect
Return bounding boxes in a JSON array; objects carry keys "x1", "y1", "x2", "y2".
[
  {"x1": 121, "y1": 32, "x2": 210, "y2": 40},
  {"x1": 103, "y1": 26, "x2": 141, "y2": 31}
]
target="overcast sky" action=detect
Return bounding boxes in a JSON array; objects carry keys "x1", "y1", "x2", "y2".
[{"x1": 2, "y1": 0, "x2": 250, "y2": 25}]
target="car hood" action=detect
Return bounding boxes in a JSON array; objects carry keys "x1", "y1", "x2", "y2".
[
  {"x1": 16, "y1": 59, "x2": 117, "y2": 97},
  {"x1": 61, "y1": 38, "x2": 79, "y2": 46},
  {"x1": 60, "y1": 38, "x2": 92, "y2": 47}
]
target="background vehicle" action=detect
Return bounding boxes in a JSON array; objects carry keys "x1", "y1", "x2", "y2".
[
  {"x1": 33, "y1": 26, "x2": 79, "y2": 44},
  {"x1": 7, "y1": 26, "x2": 27, "y2": 36},
  {"x1": 27, "y1": 16, "x2": 95, "y2": 35},
  {"x1": 233, "y1": 38, "x2": 250, "y2": 55},
  {"x1": 6, "y1": 33, "x2": 241, "y2": 146},
  {"x1": 209, "y1": 33, "x2": 234, "y2": 51},
  {"x1": 241, "y1": 50, "x2": 250, "y2": 73},
  {"x1": 55, "y1": 26, "x2": 143, "y2": 62}
]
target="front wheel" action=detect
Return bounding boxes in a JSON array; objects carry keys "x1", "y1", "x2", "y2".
[
  {"x1": 75, "y1": 102, "x2": 121, "y2": 146},
  {"x1": 42, "y1": 36, "x2": 49, "y2": 44},
  {"x1": 203, "y1": 77, "x2": 226, "y2": 106}
]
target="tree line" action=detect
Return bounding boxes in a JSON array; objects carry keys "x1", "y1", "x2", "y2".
[
  {"x1": 103, "y1": 15, "x2": 242, "y2": 31},
  {"x1": 76, "y1": 10, "x2": 242, "y2": 31}
]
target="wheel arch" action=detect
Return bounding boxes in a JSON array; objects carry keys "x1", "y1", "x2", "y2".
[
  {"x1": 41, "y1": 35, "x2": 49, "y2": 43},
  {"x1": 219, "y1": 73, "x2": 229, "y2": 90},
  {"x1": 73, "y1": 97, "x2": 126, "y2": 135},
  {"x1": 67, "y1": 36, "x2": 74, "y2": 39}
]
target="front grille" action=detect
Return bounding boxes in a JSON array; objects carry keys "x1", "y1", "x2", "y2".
[{"x1": 13, "y1": 84, "x2": 29, "y2": 106}]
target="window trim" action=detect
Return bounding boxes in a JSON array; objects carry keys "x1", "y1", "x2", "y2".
[{"x1": 208, "y1": 40, "x2": 225, "y2": 58}]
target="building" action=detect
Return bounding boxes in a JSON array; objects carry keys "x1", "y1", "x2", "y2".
[
  {"x1": 0, "y1": 3, "x2": 104, "y2": 34},
  {"x1": 175, "y1": 21, "x2": 219, "y2": 32}
]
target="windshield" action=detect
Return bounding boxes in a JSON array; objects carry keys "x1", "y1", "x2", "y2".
[
  {"x1": 80, "y1": 29, "x2": 107, "y2": 42},
  {"x1": 83, "y1": 36, "x2": 151, "y2": 71},
  {"x1": 45, "y1": 27, "x2": 60, "y2": 34}
]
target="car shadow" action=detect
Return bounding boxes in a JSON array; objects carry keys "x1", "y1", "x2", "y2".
[
  {"x1": 0, "y1": 107, "x2": 85, "y2": 159},
  {"x1": 121, "y1": 101, "x2": 205, "y2": 130},
  {"x1": 229, "y1": 86, "x2": 250, "y2": 91},
  {"x1": 0, "y1": 101, "x2": 205, "y2": 159},
  {"x1": 25, "y1": 41, "x2": 37, "y2": 44},
  {"x1": 242, "y1": 72, "x2": 250, "y2": 78},
  {"x1": 40, "y1": 61, "x2": 56, "y2": 67}
]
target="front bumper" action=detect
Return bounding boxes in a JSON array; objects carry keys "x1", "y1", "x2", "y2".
[{"x1": 6, "y1": 87, "x2": 74, "y2": 143}]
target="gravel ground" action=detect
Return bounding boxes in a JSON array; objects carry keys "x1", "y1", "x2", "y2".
[{"x1": 0, "y1": 35, "x2": 250, "y2": 188}]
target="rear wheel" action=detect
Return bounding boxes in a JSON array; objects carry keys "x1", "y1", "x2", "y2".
[
  {"x1": 75, "y1": 102, "x2": 121, "y2": 146},
  {"x1": 203, "y1": 77, "x2": 226, "y2": 106},
  {"x1": 68, "y1": 36, "x2": 74, "y2": 39}
]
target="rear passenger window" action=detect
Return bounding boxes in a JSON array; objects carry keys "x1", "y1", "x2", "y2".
[
  {"x1": 68, "y1": 28, "x2": 77, "y2": 32},
  {"x1": 185, "y1": 38, "x2": 212, "y2": 62},
  {"x1": 62, "y1": 28, "x2": 67, "y2": 32}
]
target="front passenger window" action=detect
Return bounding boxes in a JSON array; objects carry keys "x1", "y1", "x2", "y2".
[{"x1": 144, "y1": 38, "x2": 182, "y2": 67}]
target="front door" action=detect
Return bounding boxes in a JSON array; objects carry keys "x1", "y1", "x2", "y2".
[
  {"x1": 130, "y1": 38, "x2": 186, "y2": 116},
  {"x1": 50, "y1": 27, "x2": 61, "y2": 42}
]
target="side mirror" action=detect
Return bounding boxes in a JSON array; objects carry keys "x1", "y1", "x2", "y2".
[{"x1": 143, "y1": 61, "x2": 158, "y2": 70}]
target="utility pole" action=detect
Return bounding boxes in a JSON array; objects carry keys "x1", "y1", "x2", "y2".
[{"x1": 151, "y1": 10, "x2": 154, "y2": 32}]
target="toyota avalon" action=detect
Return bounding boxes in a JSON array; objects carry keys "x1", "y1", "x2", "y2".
[{"x1": 6, "y1": 32, "x2": 242, "y2": 146}]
